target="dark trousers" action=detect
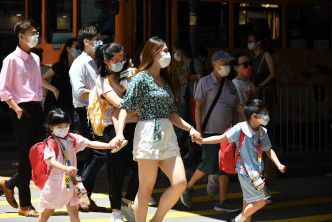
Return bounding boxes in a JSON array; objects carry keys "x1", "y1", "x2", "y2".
[
  {"x1": 10, "y1": 102, "x2": 44, "y2": 207},
  {"x1": 5, "y1": 173, "x2": 19, "y2": 190},
  {"x1": 75, "y1": 108, "x2": 106, "y2": 197},
  {"x1": 103, "y1": 123, "x2": 139, "y2": 210}
]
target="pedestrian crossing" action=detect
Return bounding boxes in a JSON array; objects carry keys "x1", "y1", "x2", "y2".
[{"x1": 0, "y1": 182, "x2": 331, "y2": 221}]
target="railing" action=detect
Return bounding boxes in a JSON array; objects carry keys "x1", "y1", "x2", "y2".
[{"x1": 271, "y1": 85, "x2": 331, "y2": 157}]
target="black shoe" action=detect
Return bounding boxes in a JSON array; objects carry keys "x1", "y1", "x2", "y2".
[
  {"x1": 180, "y1": 187, "x2": 193, "y2": 207},
  {"x1": 214, "y1": 199, "x2": 241, "y2": 212}
]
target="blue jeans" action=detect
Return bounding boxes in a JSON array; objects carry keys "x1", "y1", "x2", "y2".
[{"x1": 75, "y1": 108, "x2": 106, "y2": 197}]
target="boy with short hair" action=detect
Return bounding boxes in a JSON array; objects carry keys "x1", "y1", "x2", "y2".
[{"x1": 197, "y1": 99, "x2": 286, "y2": 222}]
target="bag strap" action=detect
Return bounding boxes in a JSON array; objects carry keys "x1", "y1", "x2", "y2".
[
  {"x1": 201, "y1": 78, "x2": 225, "y2": 132},
  {"x1": 234, "y1": 130, "x2": 245, "y2": 162}
]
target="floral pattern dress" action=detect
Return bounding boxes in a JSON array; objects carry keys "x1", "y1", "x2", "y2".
[{"x1": 120, "y1": 70, "x2": 177, "y2": 142}]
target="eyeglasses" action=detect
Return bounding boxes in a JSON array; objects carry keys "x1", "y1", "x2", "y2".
[
  {"x1": 72, "y1": 45, "x2": 81, "y2": 50},
  {"x1": 111, "y1": 59, "x2": 126, "y2": 65},
  {"x1": 23, "y1": 32, "x2": 39, "y2": 37},
  {"x1": 237, "y1": 61, "x2": 251, "y2": 68}
]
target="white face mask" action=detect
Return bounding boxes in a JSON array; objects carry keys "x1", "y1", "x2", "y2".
[
  {"x1": 248, "y1": 43, "x2": 255, "y2": 51},
  {"x1": 53, "y1": 126, "x2": 70, "y2": 138},
  {"x1": 216, "y1": 65, "x2": 231, "y2": 77},
  {"x1": 158, "y1": 52, "x2": 171, "y2": 68},
  {"x1": 24, "y1": 34, "x2": 39, "y2": 48},
  {"x1": 257, "y1": 113, "x2": 270, "y2": 126},
  {"x1": 111, "y1": 62, "x2": 125, "y2": 72},
  {"x1": 173, "y1": 50, "x2": 181, "y2": 62}
]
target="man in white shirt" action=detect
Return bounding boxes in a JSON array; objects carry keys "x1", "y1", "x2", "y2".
[{"x1": 69, "y1": 26, "x2": 105, "y2": 212}]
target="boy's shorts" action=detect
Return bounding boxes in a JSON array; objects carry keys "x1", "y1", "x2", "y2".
[
  {"x1": 238, "y1": 173, "x2": 270, "y2": 203},
  {"x1": 133, "y1": 118, "x2": 180, "y2": 161}
]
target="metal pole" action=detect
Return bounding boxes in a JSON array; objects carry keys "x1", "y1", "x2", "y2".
[{"x1": 188, "y1": 0, "x2": 199, "y2": 57}]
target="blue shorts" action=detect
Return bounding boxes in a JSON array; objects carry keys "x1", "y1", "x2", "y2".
[{"x1": 238, "y1": 173, "x2": 270, "y2": 203}]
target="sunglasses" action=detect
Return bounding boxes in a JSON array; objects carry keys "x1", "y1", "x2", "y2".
[{"x1": 237, "y1": 61, "x2": 251, "y2": 68}]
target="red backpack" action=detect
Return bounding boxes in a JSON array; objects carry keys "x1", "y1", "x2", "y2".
[
  {"x1": 219, "y1": 129, "x2": 245, "y2": 174},
  {"x1": 29, "y1": 134, "x2": 76, "y2": 190}
]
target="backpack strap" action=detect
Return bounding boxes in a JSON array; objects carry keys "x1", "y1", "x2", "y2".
[
  {"x1": 67, "y1": 133, "x2": 77, "y2": 147},
  {"x1": 234, "y1": 130, "x2": 245, "y2": 162},
  {"x1": 46, "y1": 136, "x2": 59, "y2": 158}
]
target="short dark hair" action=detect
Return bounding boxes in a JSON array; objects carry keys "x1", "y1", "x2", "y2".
[
  {"x1": 47, "y1": 108, "x2": 71, "y2": 127},
  {"x1": 78, "y1": 26, "x2": 98, "y2": 42},
  {"x1": 197, "y1": 47, "x2": 208, "y2": 59},
  {"x1": 14, "y1": 19, "x2": 35, "y2": 36},
  {"x1": 244, "y1": 99, "x2": 267, "y2": 120}
]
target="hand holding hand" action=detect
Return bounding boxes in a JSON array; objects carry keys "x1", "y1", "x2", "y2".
[
  {"x1": 278, "y1": 164, "x2": 286, "y2": 173},
  {"x1": 66, "y1": 166, "x2": 78, "y2": 177},
  {"x1": 110, "y1": 134, "x2": 125, "y2": 148},
  {"x1": 189, "y1": 127, "x2": 202, "y2": 142}
]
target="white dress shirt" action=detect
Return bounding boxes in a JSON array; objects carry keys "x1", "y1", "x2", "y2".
[{"x1": 69, "y1": 51, "x2": 98, "y2": 108}]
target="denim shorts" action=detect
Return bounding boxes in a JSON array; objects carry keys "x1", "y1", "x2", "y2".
[
  {"x1": 238, "y1": 173, "x2": 271, "y2": 203},
  {"x1": 133, "y1": 118, "x2": 180, "y2": 161}
]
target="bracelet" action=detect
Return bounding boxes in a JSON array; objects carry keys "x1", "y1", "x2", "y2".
[{"x1": 188, "y1": 126, "x2": 193, "y2": 133}]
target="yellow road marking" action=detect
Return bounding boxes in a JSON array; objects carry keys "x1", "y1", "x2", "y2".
[
  {"x1": 1, "y1": 197, "x2": 330, "y2": 220},
  {"x1": 258, "y1": 214, "x2": 332, "y2": 222}
]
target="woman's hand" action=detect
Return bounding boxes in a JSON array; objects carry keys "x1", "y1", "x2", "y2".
[
  {"x1": 277, "y1": 164, "x2": 286, "y2": 173},
  {"x1": 110, "y1": 134, "x2": 125, "y2": 148},
  {"x1": 189, "y1": 127, "x2": 202, "y2": 143},
  {"x1": 65, "y1": 166, "x2": 78, "y2": 177}
]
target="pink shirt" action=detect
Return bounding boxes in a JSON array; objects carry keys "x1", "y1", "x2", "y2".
[{"x1": 0, "y1": 46, "x2": 43, "y2": 104}]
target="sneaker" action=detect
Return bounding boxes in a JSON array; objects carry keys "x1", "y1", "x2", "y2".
[
  {"x1": 180, "y1": 187, "x2": 193, "y2": 207},
  {"x1": 214, "y1": 199, "x2": 241, "y2": 212},
  {"x1": 207, "y1": 174, "x2": 219, "y2": 199},
  {"x1": 227, "y1": 216, "x2": 236, "y2": 222},
  {"x1": 148, "y1": 196, "x2": 156, "y2": 206},
  {"x1": 109, "y1": 211, "x2": 124, "y2": 222},
  {"x1": 266, "y1": 199, "x2": 273, "y2": 205},
  {"x1": 121, "y1": 200, "x2": 135, "y2": 222}
]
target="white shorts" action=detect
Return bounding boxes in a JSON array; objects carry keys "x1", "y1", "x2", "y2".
[{"x1": 133, "y1": 118, "x2": 180, "y2": 161}]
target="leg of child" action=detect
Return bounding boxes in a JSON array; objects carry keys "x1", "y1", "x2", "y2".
[
  {"x1": 111, "y1": 108, "x2": 120, "y2": 135},
  {"x1": 37, "y1": 209, "x2": 55, "y2": 222},
  {"x1": 66, "y1": 204, "x2": 80, "y2": 222},
  {"x1": 241, "y1": 199, "x2": 266, "y2": 222}
]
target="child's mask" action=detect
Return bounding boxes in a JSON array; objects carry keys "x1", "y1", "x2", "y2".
[
  {"x1": 257, "y1": 113, "x2": 270, "y2": 126},
  {"x1": 53, "y1": 126, "x2": 70, "y2": 138}
]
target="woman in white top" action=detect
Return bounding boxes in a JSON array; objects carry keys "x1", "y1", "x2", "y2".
[
  {"x1": 232, "y1": 52, "x2": 256, "y2": 122},
  {"x1": 94, "y1": 44, "x2": 139, "y2": 222}
]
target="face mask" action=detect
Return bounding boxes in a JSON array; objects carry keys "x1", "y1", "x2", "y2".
[
  {"x1": 72, "y1": 48, "x2": 81, "y2": 58},
  {"x1": 111, "y1": 62, "x2": 125, "y2": 72},
  {"x1": 158, "y1": 52, "x2": 171, "y2": 68},
  {"x1": 90, "y1": 40, "x2": 103, "y2": 52},
  {"x1": 257, "y1": 113, "x2": 270, "y2": 126},
  {"x1": 216, "y1": 65, "x2": 231, "y2": 77},
  {"x1": 173, "y1": 50, "x2": 181, "y2": 62},
  {"x1": 242, "y1": 65, "x2": 253, "y2": 77},
  {"x1": 24, "y1": 34, "x2": 39, "y2": 48},
  {"x1": 248, "y1": 43, "x2": 255, "y2": 51},
  {"x1": 53, "y1": 126, "x2": 70, "y2": 138}
]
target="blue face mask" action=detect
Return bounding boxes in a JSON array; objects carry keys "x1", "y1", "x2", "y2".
[
  {"x1": 111, "y1": 62, "x2": 125, "y2": 72},
  {"x1": 72, "y1": 48, "x2": 81, "y2": 58},
  {"x1": 92, "y1": 40, "x2": 103, "y2": 51}
]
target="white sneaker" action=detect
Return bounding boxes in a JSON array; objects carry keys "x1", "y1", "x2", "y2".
[
  {"x1": 207, "y1": 174, "x2": 219, "y2": 199},
  {"x1": 121, "y1": 201, "x2": 135, "y2": 222},
  {"x1": 109, "y1": 211, "x2": 124, "y2": 222}
]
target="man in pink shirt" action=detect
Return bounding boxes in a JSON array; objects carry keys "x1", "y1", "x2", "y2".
[{"x1": 0, "y1": 20, "x2": 43, "y2": 217}]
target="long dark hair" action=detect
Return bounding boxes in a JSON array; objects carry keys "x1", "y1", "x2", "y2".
[
  {"x1": 58, "y1": 38, "x2": 79, "y2": 64},
  {"x1": 95, "y1": 43, "x2": 126, "y2": 78},
  {"x1": 249, "y1": 31, "x2": 273, "y2": 54},
  {"x1": 46, "y1": 108, "x2": 71, "y2": 137},
  {"x1": 139, "y1": 36, "x2": 175, "y2": 95}
]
